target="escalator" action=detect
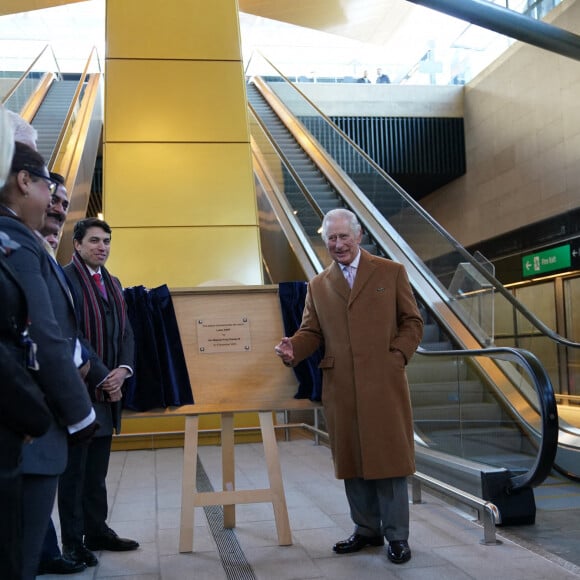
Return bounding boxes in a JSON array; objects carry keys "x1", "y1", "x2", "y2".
[
  {"x1": 2, "y1": 45, "x2": 103, "y2": 263},
  {"x1": 247, "y1": 56, "x2": 580, "y2": 525}
]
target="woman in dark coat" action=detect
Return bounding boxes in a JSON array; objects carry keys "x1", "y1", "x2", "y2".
[{"x1": 0, "y1": 234, "x2": 52, "y2": 579}]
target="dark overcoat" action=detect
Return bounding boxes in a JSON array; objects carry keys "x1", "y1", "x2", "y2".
[
  {"x1": 0, "y1": 217, "x2": 93, "y2": 475},
  {"x1": 290, "y1": 250, "x2": 423, "y2": 480}
]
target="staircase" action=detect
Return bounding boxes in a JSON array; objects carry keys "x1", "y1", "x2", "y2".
[
  {"x1": 248, "y1": 82, "x2": 377, "y2": 254},
  {"x1": 32, "y1": 78, "x2": 80, "y2": 163}
]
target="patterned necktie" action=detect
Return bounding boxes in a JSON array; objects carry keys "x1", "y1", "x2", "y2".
[
  {"x1": 344, "y1": 265, "x2": 354, "y2": 288},
  {"x1": 93, "y1": 272, "x2": 107, "y2": 299}
]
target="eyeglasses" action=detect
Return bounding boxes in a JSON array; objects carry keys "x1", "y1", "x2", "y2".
[{"x1": 23, "y1": 168, "x2": 58, "y2": 195}]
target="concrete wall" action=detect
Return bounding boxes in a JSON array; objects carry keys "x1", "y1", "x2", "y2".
[
  {"x1": 420, "y1": 0, "x2": 580, "y2": 248},
  {"x1": 271, "y1": 83, "x2": 464, "y2": 117}
]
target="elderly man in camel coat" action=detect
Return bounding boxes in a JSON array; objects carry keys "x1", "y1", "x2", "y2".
[{"x1": 275, "y1": 208, "x2": 423, "y2": 565}]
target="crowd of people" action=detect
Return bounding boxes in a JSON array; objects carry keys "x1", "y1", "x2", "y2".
[
  {"x1": 1, "y1": 98, "x2": 422, "y2": 577},
  {"x1": 0, "y1": 105, "x2": 138, "y2": 579}
]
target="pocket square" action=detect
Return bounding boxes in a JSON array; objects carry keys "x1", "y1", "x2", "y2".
[{"x1": 376, "y1": 287, "x2": 385, "y2": 292}]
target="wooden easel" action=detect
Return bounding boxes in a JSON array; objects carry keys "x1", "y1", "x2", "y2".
[{"x1": 131, "y1": 286, "x2": 319, "y2": 552}]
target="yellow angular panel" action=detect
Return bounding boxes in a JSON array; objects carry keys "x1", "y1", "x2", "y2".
[
  {"x1": 0, "y1": 0, "x2": 85, "y2": 16},
  {"x1": 105, "y1": 60, "x2": 249, "y2": 143},
  {"x1": 105, "y1": 226, "x2": 263, "y2": 288},
  {"x1": 103, "y1": 143, "x2": 256, "y2": 227},
  {"x1": 106, "y1": 0, "x2": 242, "y2": 61}
]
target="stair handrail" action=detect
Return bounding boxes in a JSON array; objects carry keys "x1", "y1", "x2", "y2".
[
  {"x1": 416, "y1": 344, "x2": 558, "y2": 491},
  {"x1": 251, "y1": 51, "x2": 580, "y2": 351},
  {"x1": 49, "y1": 46, "x2": 101, "y2": 168},
  {"x1": 1, "y1": 44, "x2": 62, "y2": 106}
]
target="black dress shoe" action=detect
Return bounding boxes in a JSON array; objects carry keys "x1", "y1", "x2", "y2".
[
  {"x1": 387, "y1": 540, "x2": 412, "y2": 564},
  {"x1": 37, "y1": 555, "x2": 87, "y2": 575},
  {"x1": 85, "y1": 528, "x2": 139, "y2": 552},
  {"x1": 333, "y1": 533, "x2": 384, "y2": 554},
  {"x1": 63, "y1": 544, "x2": 99, "y2": 567}
]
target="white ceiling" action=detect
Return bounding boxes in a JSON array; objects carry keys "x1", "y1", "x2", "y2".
[{"x1": 0, "y1": 0, "x2": 514, "y2": 84}]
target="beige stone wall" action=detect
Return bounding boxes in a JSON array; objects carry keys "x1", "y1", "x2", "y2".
[{"x1": 420, "y1": 0, "x2": 580, "y2": 248}]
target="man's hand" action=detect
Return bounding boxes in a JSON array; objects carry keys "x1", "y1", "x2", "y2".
[
  {"x1": 101, "y1": 367, "x2": 130, "y2": 402},
  {"x1": 274, "y1": 337, "x2": 295, "y2": 367}
]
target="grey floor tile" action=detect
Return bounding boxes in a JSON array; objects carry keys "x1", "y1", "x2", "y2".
[
  {"x1": 159, "y1": 552, "x2": 228, "y2": 580},
  {"x1": 243, "y1": 544, "x2": 324, "y2": 580},
  {"x1": 94, "y1": 542, "x2": 159, "y2": 577},
  {"x1": 88, "y1": 439, "x2": 580, "y2": 580}
]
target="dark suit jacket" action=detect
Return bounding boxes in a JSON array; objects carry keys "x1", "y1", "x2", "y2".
[
  {"x1": 0, "y1": 217, "x2": 94, "y2": 475},
  {"x1": 64, "y1": 262, "x2": 135, "y2": 436},
  {"x1": 0, "y1": 255, "x2": 51, "y2": 470}
]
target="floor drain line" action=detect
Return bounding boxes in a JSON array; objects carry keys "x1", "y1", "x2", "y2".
[{"x1": 196, "y1": 456, "x2": 257, "y2": 580}]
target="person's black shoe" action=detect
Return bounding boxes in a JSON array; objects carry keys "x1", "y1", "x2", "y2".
[
  {"x1": 85, "y1": 527, "x2": 139, "y2": 552},
  {"x1": 333, "y1": 533, "x2": 384, "y2": 554},
  {"x1": 387, "y1": 540, "x2": 412, "y2": 564},
  {"x1": 37, "y1": 555, "x2": 87, "y2": 575},
  {"x1": 63, "y1": 544, "x2": 99, "y2": 567}
]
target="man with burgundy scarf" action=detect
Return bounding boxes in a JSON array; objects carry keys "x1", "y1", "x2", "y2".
[{"x1": 59, "y1": 217, "x2": 138, "y2": 564}]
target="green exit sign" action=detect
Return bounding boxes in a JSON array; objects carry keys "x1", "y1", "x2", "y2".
[{"x1": 522, "y1": 244, "x2": 571, "y2": 277}]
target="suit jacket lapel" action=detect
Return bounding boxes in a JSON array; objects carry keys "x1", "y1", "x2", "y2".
[{"x1": 47, "y1": 254, "x2": 75, "y2": 310}]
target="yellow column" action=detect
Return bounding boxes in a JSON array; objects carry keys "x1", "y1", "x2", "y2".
[
  {"x1": 104, "y1": 0, "x2": 262, "y2": 288},
  {"x1": 105, "y1": 1, "x2": 263, "y2": 449}
]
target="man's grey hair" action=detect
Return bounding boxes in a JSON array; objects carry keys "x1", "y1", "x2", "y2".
[{"x1": 321, "y1": 208, "x2": 361, "y2": 242}]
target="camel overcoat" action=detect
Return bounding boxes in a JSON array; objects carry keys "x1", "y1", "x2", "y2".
[{"x1": 290, "y1": 250, "x2": 423, "y2": 480}]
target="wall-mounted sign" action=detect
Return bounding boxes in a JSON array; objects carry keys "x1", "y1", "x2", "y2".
[
  {"x1": 196, "y1": 317, "x2": 251, "y2": 353},
  {"x1": 522, "y1": 244, "x2": 571, "y2": 278}
]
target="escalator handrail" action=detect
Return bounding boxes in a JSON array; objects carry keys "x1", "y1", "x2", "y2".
[
  {"x1": 1, "y1": 44, "x2": 61, "y2": 106},
  {"x1": 251, "y1": 137, "x2": 324, "y2": 279},
  {"x1": 416, "y1": 345, "x2": 558, "y2": 491},
  {"x1": 252, "y1": 52, "x2": 580, "y2": 351},
  {"x1": 248, "y1": 101, "x2": 325, "y2": 223},
  {"x1": 249, "y1": 57, "x2": 565, "y2": 488},
  {"x1": 251, "y1": 111, "x2": 559, "y2": 489},
  {"x1": 49, "y1": 46, "x2": 101, "y2": 168}
]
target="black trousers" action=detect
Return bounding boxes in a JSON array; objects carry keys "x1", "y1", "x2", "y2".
[
  {"x1": 0, "y1": 467, "x2": 22, "y2": 580},
  {"x1": 58, "y1": 435, "x2": 112, "y2": 548},
  {"x1": 21, "y1": 474, "x2": 58, "y2": 580}
]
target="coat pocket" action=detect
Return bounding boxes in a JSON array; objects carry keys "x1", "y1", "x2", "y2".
[{"x1": 318, "y1": 356, "x2": 335, "y2": 369}]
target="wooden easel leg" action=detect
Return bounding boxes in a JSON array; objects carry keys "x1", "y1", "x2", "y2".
[
  {"x1": 259, "y1": 411, "x2": 292, "y2": 545},
  {"x1": 179, "y1": 415, "x2": 199, "y2": 553},
  {"x1": 221, "y1": 412, "x2": 236, "y2": 528}
]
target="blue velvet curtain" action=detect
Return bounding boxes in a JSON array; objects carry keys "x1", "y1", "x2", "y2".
[
  {"x1": 278, "y1": 282, "x2": 323, "y2": 401},
  {"x1": 123, "y1": 285, "x2": 193, "y2": 411}
]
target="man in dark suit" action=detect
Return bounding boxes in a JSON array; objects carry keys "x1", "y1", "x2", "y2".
[
  {"x1": 275, "y1": 208, "x2": 423, "y2": 565},
  {"x1": 37, "y1": 174, "x2": 96, "y2": 575},
  {"x1": 59, "y1": 217, "x2": 138, "y2": 564},
  {"x1": 0, "y1": 142, "x2": 98, "y2": 580}
]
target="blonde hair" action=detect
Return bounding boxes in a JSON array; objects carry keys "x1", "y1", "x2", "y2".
[{"x1": 0, "y1": 106, "x2": 15, "y2": 188}]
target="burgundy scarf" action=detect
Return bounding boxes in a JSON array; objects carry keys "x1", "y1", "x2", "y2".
[{"x1": 71, "y1": 252, "x2": 126, "y2": 366}]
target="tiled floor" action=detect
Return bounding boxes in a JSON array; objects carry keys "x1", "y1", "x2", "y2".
[{"x1": 41, "y1": 435, "x2": 580, "y2": 579}]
